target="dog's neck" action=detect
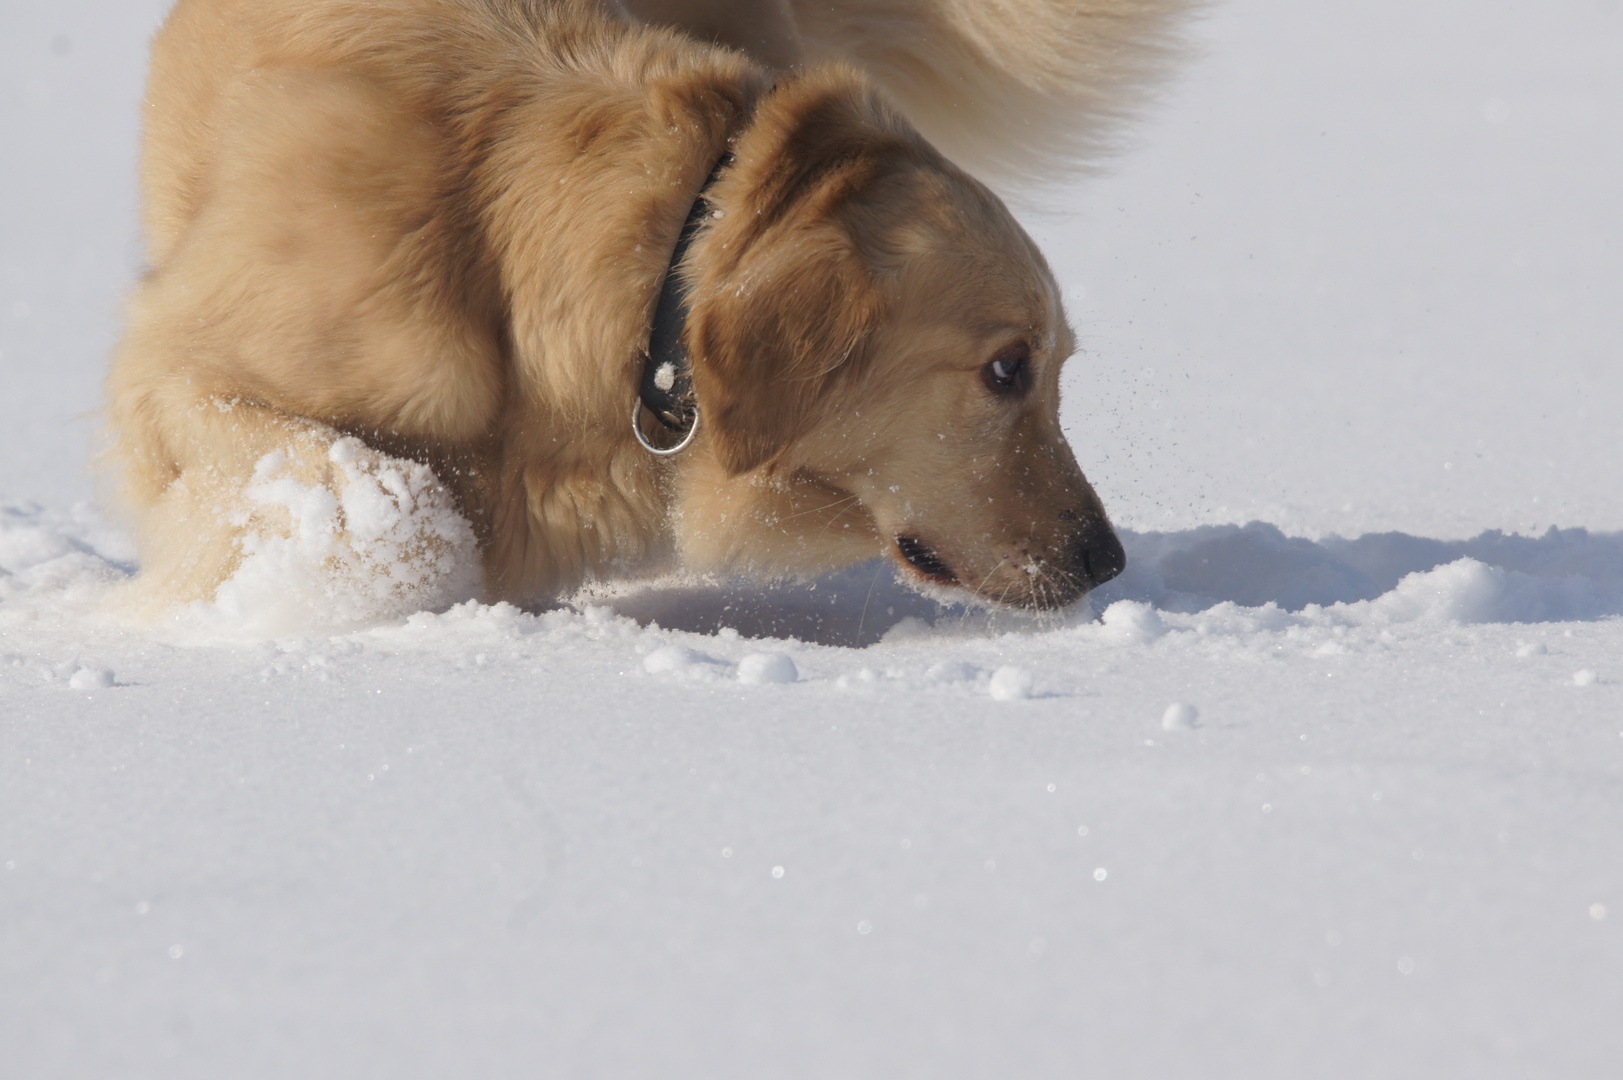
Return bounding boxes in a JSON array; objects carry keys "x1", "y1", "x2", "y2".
[{"x1": 637, "y1": 151, "x2": 734, "y2": 437}]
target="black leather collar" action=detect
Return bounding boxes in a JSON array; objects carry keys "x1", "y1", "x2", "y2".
[{"x1": 638, "y1": 152, "x2": 734, "y2": 436}]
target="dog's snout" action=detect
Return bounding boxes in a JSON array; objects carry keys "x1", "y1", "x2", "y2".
[{"x1": 1069, "y1": 527, "x2": 1126, "y2": 590}]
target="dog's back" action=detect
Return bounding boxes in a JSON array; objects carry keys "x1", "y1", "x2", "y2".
[{"x1": 138, "y1": 0, "x2": 1187, "y2": 268}]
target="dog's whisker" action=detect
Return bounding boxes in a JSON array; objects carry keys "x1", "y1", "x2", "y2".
[
  {"x1": 780, "y1": 492, "x2": 861, "y2": 524},
  {"x1": 854, "y1": 558, "x2": 886, "y2": 646},
  {"x1": 970, "y1": 557, "x2": 1009, "y2": 603},
  {"x1": 947, "y1": 555, "x2": 1007, "y2": 636},
  {"x1": 816, "y1": 497, "x2": 865, "y2": 537}
]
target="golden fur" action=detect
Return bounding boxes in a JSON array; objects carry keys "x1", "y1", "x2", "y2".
[{"x1": 105, "y1": 0, "x2": 1184, "y2": 614}]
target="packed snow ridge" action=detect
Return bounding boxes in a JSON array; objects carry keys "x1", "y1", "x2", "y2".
[{"x1": 4, "y1": 481, "x2": 1621, "y2": 685}]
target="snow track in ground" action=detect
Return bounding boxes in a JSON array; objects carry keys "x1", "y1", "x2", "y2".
[{"x1": 7, "y1": 498, "x2": 1623, "y2": 658}]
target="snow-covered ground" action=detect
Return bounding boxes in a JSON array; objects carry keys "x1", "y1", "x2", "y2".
[{"x1": 4, "y1": 2, "x2": 1622, "y2": 1076}]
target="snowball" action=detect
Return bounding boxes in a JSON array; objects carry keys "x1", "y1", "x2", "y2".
[
  {"x1": 988, "y1": 665, "x2": 1034, "y2": 701},
  {"x1": 643, "y1": 645, "x2": 700, "y2": 675},
  {"x1": 1098, "y1": 601, "x2": 1166, "y2": 644},
  {"x1": 67, "y1": 666, "x2": 113, "y2": 690},
  {"x1": 1162, "y1": 702, "x2": 1200, "y2": 730},
  {"x1": 737, "y1": 652, "x2": 798, "y2": 685},
  {"x1": 1573, "y1": 669, "x2": 1598, "y2": 687}
]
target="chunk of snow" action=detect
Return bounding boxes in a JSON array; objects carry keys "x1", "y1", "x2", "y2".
[
  {"x1": 737, "y1": 653, "x2": 798, "y2": 685},
  {"x1": 880, "y1": 616, "x2": 932, "y2": 643},
  {"x1": 1098, "y1": 601, "x2": 1166, "y2": 644},
  {"x1": 1162, "y1": 703, "x2": 1200, "y2": 730},
  {"x1": 643, "y1": 645, "x2": 702, "y2": 675},
  {"x1": 988, "y1": 666, "x2": 1034, "y2": 700},
  {"x1": 67, "y1": 666, "x2": 112, "y2": 690}
]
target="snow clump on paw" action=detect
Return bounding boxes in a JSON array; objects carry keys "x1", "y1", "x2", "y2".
[
  {"x1": 737, "y1": 652, "x2": 798, "y2": 685},
  {"x1": 207, "y1": 439, "x2": 480, "y2": 635}
]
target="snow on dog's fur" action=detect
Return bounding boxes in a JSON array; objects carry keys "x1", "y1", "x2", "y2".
[{"x1": 104, "y1": 0, "x2": 1187, "y2": 621}]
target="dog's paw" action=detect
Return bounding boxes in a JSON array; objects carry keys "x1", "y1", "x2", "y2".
[{"x1": 206, "y1": 436, "x2": 479, "y2": 633}]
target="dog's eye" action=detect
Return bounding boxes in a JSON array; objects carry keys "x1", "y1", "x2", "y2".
[{"x1": 982, "y1": 343, "x2": 1031, "y2": 395}]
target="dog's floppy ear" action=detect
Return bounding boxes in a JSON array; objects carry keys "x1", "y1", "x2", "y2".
[
  {"x1": 685, "y1": 225, "x2": 882, "y2": 475},
  {"x1": 682, "y1": 75, "x2": 921, "y2": 475}
]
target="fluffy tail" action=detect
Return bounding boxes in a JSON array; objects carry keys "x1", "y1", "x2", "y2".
[{"x1": 787, "y1": 0, "x2": 1194, "y2": 183}]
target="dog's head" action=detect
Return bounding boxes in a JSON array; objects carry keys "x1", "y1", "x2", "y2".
[{"x1": 675, "y1": 69, "x2": 1123, "y2": 610}]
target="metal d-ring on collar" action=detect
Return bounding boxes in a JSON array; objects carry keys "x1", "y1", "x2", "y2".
[{"x1": 632, "y1": 152, "x2": 734, "y2": 456}]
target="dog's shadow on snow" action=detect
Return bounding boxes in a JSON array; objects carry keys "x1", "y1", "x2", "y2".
[
  {"x1": 579, "y1": 522, "x2": 1623, "y2": 646},
  {"x1": 579, "y1": 560, "x2": 975, "y2": 648}
]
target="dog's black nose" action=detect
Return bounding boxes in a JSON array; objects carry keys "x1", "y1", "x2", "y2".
[{"x1": 1069, "y1": 528, "x2": 1126, "y2": 590}]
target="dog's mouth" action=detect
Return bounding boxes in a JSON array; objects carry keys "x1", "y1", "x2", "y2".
[
  {"x1": 893, "y1": 526, "x2": 1127, "y2": 610},
  {"x1": 894, "y1": 534, "x2": 957, "y2": 586}
]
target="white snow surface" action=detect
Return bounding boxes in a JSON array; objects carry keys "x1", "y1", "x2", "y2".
[{"x1": 4, "y1": 2, "x2": 1623, "y2": 1077}]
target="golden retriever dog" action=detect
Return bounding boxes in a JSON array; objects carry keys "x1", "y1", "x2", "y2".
[{"x1": 105, "y1": 0, "x2": 1187, "y2": 621}]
